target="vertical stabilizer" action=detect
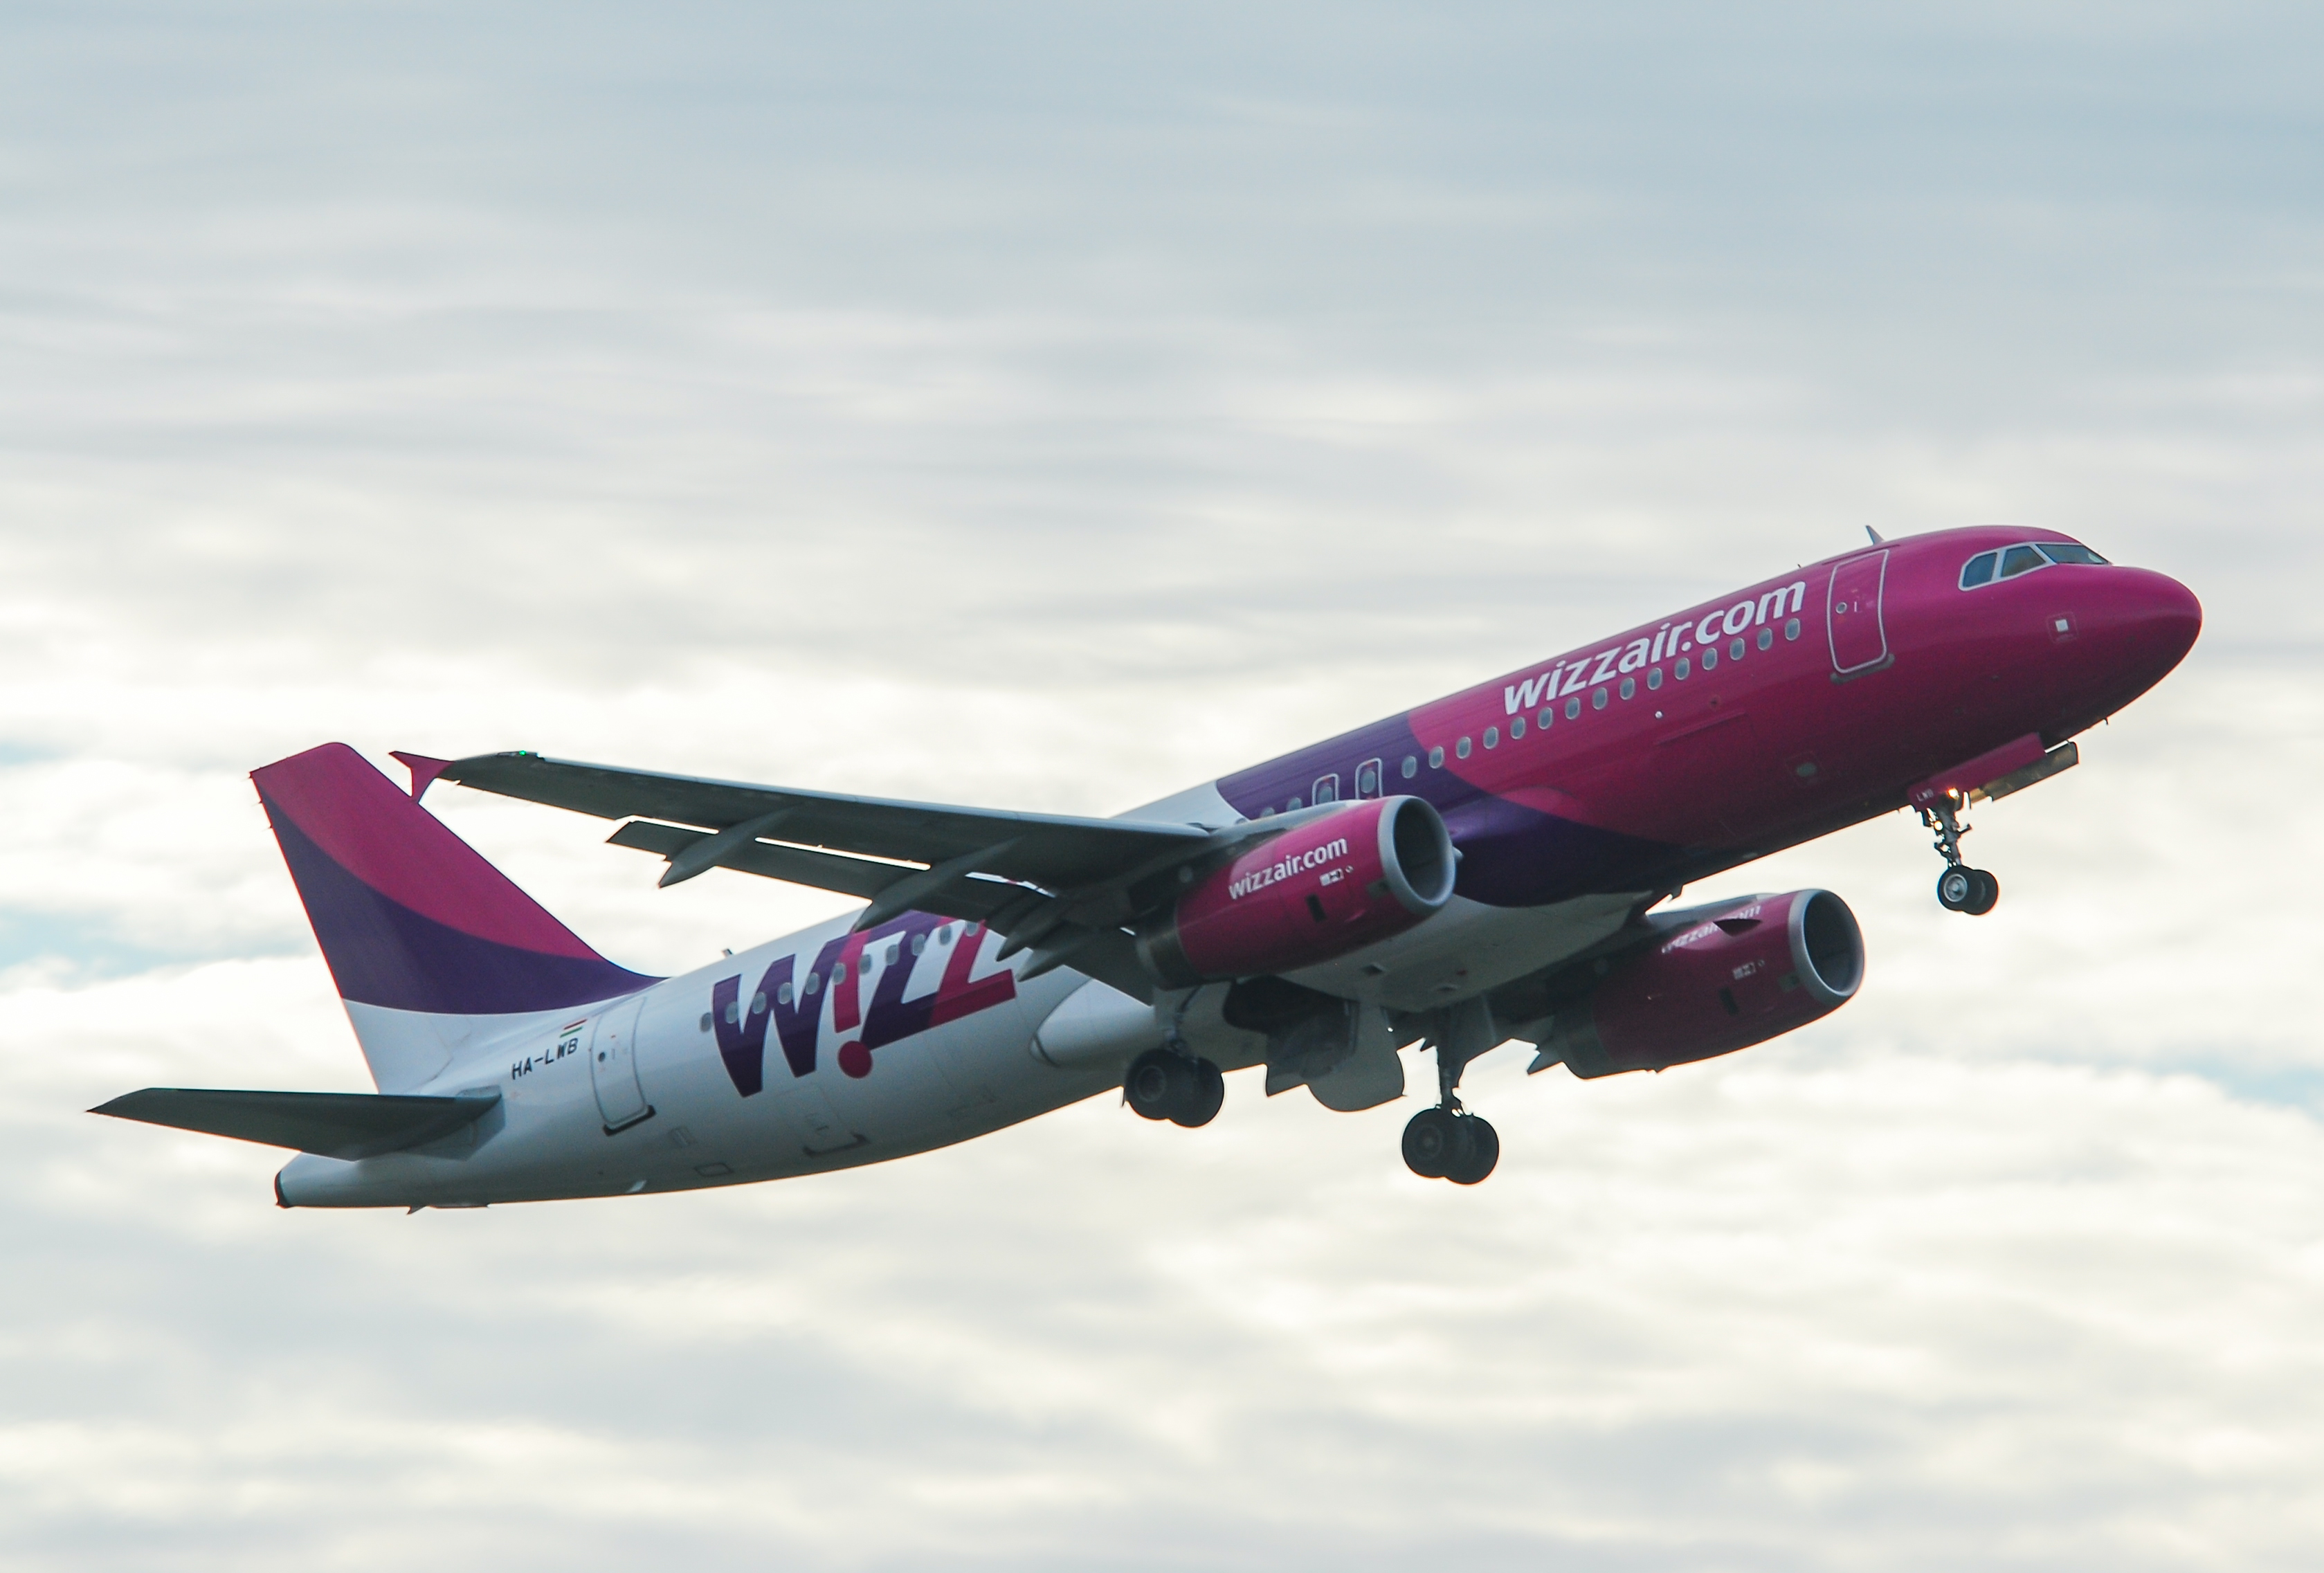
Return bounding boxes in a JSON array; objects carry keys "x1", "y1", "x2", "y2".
[{"x1": 253, "y1": 743, "x2": 657, "y2": 1091}]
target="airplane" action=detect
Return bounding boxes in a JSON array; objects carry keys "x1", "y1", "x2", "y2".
[{"x1": 93, "y1": 527, "x2": 2201, "y2": 1203}]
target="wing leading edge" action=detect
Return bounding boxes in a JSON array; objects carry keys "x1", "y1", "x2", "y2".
[{"x1": 426, "y1": 752, "x2": 1258, "y2": 1003}]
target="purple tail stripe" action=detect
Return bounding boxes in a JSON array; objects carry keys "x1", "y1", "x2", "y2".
[
  {"x1": 256, "y1": 744, "x2": 657, "y2": 1016},
  {"x1": 255, "y1": 744, "x2": 599, "y2": 958}
]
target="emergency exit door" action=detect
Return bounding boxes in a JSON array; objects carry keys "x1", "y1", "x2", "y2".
[{"x1": 589, "y1": 996, "x2": 653, "y2": 1133}]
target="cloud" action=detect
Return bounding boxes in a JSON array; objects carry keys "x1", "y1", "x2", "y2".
[{"x1": 1, "y1": 3, "x2": 2319, "y2": 1568}]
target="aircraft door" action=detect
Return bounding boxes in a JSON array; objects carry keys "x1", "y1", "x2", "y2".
[
  {"x1": 588, "y1": 995, "x2": 654, "y2": 1133},
  {"x1": 1827, "y1": 550, "x2": 1891, "y2": 675}
]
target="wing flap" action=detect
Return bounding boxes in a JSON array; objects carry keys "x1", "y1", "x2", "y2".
[
  {"x1": 92, "y1": 1087, "x2": 501, "y2": 1161},
  {"x1": 606, "y1": 819, "x2": 1028, "y2": 919}
]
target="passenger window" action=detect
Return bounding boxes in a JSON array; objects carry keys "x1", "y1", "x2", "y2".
[
  {"x1": 2039, "y1": 543, "x2": 2109, "y2": 565},
  {"x1": 1960, "y1": 552, "x2": 1998, "y2": 588},
  {"x1": 805, "y1": 972, "x2": 822, "y2": 994},
  {"x1": 1998, "y1": 545, "x2": 2044, "y2": 579},
  {"x1": 1701, "y1": 648, "x2": 1718, "y2": 670},
  {"x1": 1729, "y1": 637, "x2": 1745, "y2": 660},
  {"x1": 1429, "y1": 746, "x2": 1445, "y2": 768},
  {"x1": 1783, "y1": 617, "x2": 1801, "y2": 639},
  {"x1": 1565, "y1": 696, "x2": 1581, "y2": 720},
  {"x1": 910, "y1": 933, "x2": 927, "y2": 956},
  {"x1": 1592, "y1": 687, "x2": 1608, "y2": 710},
  {"x1": 1313, "y1": 774, "x2": 1338, "y2": 804},
  {"x1": 1618, "y1": 677, "x2": 1635, "y2": 700},
  {"x1": 1483, "y1": 727, "x2": 1498, "y2": 749},
  {"x1": 1456, "y1": 736, "x2": 1472, "y2": 759},
  {"x1": 1356, "y1": 761, "x2": 1381, "y2": 797},
  {"x1": 1509, "y1": 717, "x2": 1525, "y2": 739},
  {"x1": 1401, "y1": 755, "x2": 1418, "y2": 779},
  {"x1": 1538, "y1": 707, "x2": 1555, "y2": 729},
  {"x1": 1647, "y1": 668, "x2": 1663, "y2": 690},
  {"x1": 1756, "y1": 627, "x2": 1773, "y2": 651},
  {"x1": 778, "y1": 981, "x2": 795, "y2": 1005},
  {"x1": 1675, "y1": 657, "x2": 1691, "y2": 679},
  {"x1": 1287, "y1": 794, "x2": 1303, "y2": 810}
]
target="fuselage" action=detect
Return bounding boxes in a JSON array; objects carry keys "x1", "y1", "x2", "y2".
[{"x1": 276, "y1": 527, "x2": 2200, "y2": 1207}]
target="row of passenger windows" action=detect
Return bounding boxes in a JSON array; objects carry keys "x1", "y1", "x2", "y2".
[
  {"x1": 1960, "y1": 541, "x2": 2109, "y2": 589},
  {"x1": 715, "y1": 923, "x2": 966, "y2": 1022},
  {"x1": 1254, "y1": 613, "x2": 1806, "y2": 814}
]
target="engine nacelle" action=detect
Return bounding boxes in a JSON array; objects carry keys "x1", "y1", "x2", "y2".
[
  {"x1": 1137, "y1": 797, "x2": 1456, "y2": 988},
  {"x1": 1543, "y1": 889, "x2": 1864, "y2": 1078}
]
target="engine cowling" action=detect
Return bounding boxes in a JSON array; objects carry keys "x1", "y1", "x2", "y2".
[
  {"x1": 1542, "y1": 889, "x2": 1864, "y2": 1078},
  {"x1": 1137, "y1": 797, "x2": 1456, "y2": 988}
]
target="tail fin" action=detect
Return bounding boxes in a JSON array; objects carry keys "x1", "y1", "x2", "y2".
[{"x1": 253, "y1": 744, "x2": 657, "y2": 1091}]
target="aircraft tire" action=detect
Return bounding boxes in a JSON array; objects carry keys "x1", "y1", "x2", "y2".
[
  {"x1": 1446, "y1": 1116, "x2": 1500, "y2": 1185},
  {"x1": 1402, "y1": 1107, "x2": 1467, "y2": 1179},
  {"x1": 1936, "y1": 866, "x2": 1975, "y2": 911},
  {"x1": 1125, "y1": 1048, "x2": 1194, "y2": 1122},
  {"x1": 1965, "y1": 869, "x2": 2001, "y2": 916},
  {"x1": 1171, "y1": 1059, "x2": 1226, "y2": 1128}
]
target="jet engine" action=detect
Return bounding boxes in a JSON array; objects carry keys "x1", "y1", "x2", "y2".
[
  {"x1": 1136, "y1": 797, "x2": 1456, "y2": 988},
  {"x1": 1539, "y1": 889, "x2": 1864, "y2": 1078}
]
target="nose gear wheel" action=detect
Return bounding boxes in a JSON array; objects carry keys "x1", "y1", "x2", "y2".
[{"x1": 1919, "y1": 793, "x2": 2000, "y2": 917}]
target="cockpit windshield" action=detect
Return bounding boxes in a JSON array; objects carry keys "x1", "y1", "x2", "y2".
[{"x1": 1959, "y1": 541, "x2": 2111, "y2": 590}]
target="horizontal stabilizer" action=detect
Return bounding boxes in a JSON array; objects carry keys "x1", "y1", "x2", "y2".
[{"x1": 91, "y1": 1087, "x2": 500, "y2": 1161}]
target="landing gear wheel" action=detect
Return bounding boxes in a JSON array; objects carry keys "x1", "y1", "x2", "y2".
[
  {"x1": 1445, "y1": 1116, "x2": 1499, "y2": 1185},
  {"x1": 1964, "y1": 868, "x2": 2000, "y2": 916},
  {"x1": 1125, "y1": 1048, "x2": 1192, "y2": 1122},
  {"x1": 1172, "y1": 1058, "x2": 1226, "y2": 1129},
  {"x1": 1125, "y1": 1049, "x2": 1224, "y2": 1126},
  {"x1": 1402, "y1": 1107, "x2": 1464, "y2": 1179},
  {"x1": 1936, "y1": 865, "x2": 1976, "y2": 911}
]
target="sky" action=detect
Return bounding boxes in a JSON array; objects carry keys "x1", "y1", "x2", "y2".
[{"x1": 3, "y1": 3, "x2": 2322, "y2": 1568}]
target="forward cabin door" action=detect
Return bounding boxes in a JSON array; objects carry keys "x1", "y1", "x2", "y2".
[
  {"x1": 1827, "y1": 550, "x2": 1891, "y2": 675},
  {"x1": 589, "y1": 995, "x2": 653, "y2": 1132}
]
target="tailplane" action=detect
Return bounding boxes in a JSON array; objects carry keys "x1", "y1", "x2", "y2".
[{"x1": 253, "y1": 743, "x2": 656, "y2": 1090}]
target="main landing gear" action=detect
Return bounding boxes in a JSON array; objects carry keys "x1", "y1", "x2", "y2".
[
  {"x1": 1124, "y1": 1047, "x2": 1225, "y2": 1128},
  {"x1": 1921, "y1": 793, "x2": 1999, "y2": 916},
  {"x1": 1402, "y1": 1008, "x2": 1498, "y2": 1185}
]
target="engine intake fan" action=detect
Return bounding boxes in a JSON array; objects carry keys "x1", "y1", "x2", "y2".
[{"x1": 1541, "y1": 889, "x2": 1864, "y2": 1078}]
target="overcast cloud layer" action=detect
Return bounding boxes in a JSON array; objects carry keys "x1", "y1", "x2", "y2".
[{"x1": 3, "y1": 5, "x2": 2321, "y2": 1569}]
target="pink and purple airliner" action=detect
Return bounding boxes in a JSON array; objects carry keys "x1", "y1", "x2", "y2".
[{"x1": 96, "y1": 527, "x2": 2200, "y2": 1199}]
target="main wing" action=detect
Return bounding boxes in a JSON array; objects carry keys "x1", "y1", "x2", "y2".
[{"x1": 421, "y1": 751, "x2": 1275, "y2": 1003}]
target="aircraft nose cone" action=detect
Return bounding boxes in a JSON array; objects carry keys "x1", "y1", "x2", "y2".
[
  {"x1": 2129, "y1": 569, "x2": 2203, "y2": 669},
  {"x1": 2080, "y1": 566, "x2": 2202, "y2": 688}
]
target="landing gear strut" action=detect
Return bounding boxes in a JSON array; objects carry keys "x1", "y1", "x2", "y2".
[
  {"x1": 1920, "y1": 793, "x2": 1999, "y2": 916},
  {"x1": 1125, "y1": 1047, "x2": 1224, "y2": 1128},
  {"x1": 1402, "y1": 1008, "x2": 1498, "y2": 1185}
]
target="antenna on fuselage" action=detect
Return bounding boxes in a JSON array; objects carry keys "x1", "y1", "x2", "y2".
[{"x1": 1865, "y1": 526, "x2": 1887, "y2": 544}]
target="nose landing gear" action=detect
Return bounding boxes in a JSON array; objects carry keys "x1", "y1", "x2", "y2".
[
  {"x1": 1921, "y1": 794, "x2": 1999, "y2": 916},
  {"x1": 1401, "y1": 1001, "x2": 1500, "y2": 1185}
]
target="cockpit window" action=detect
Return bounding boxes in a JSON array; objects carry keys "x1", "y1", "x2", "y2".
[
  {"x1": 1962, "y1": 540, "x2": 2111, "y2": 590},
  {"x1": 2038, "y1": 543, "x2": 2108, "y2": 566},
  {"x1": 1997, "y1": 545, "x2": 2046, "y2": 580}
]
